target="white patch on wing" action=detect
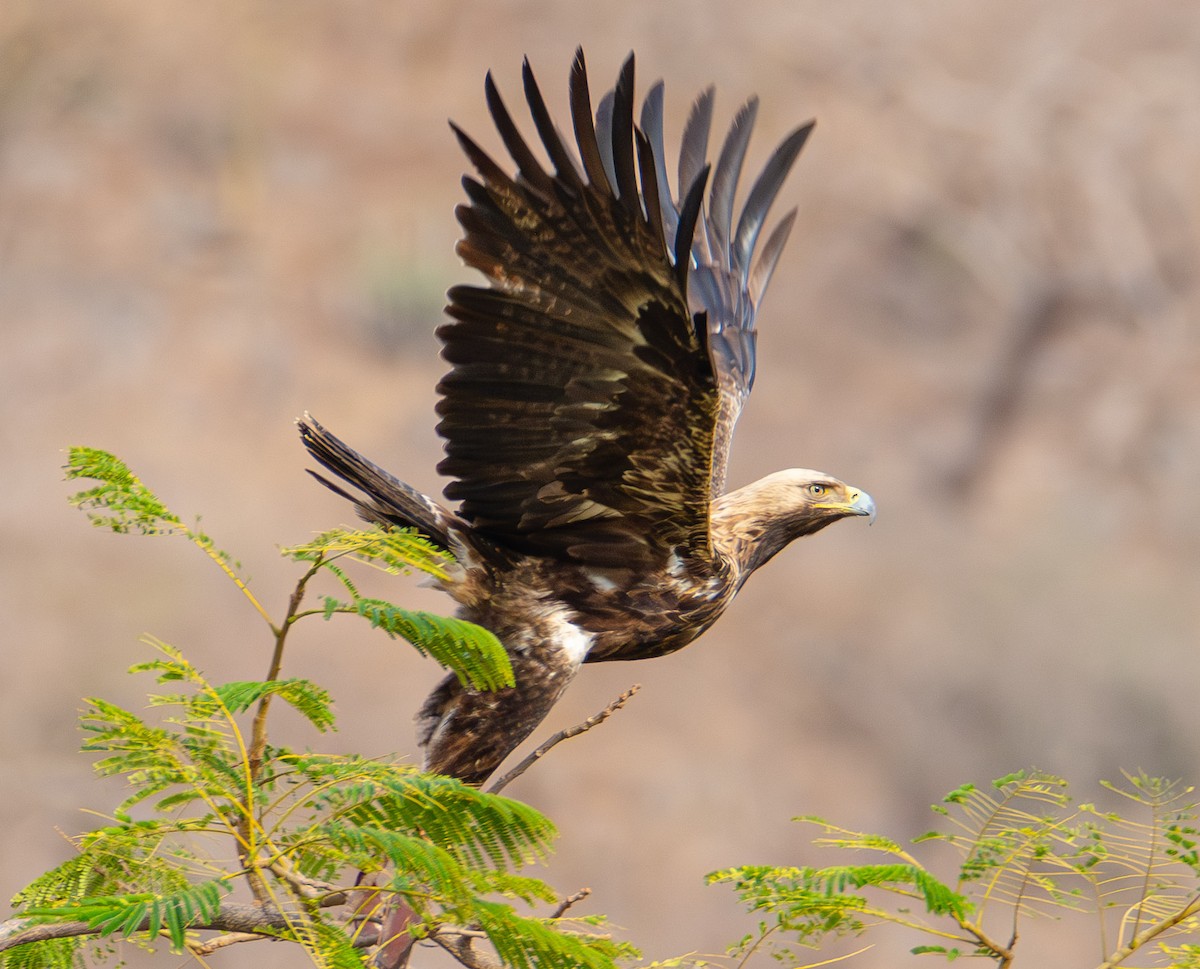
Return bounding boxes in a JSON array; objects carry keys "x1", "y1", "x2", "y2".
[
  {"x1": 585, "y1": 569, "x2": 619, "y2": 593},
  {"x1": 541, "y1": 604, "x2": 595, "y2": 664}
]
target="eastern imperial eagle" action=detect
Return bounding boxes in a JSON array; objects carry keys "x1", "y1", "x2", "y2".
[{"x1": 299, "y1": 50, "x2": 874, "y2": 786}]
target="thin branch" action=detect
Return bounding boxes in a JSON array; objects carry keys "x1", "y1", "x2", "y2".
[
  {"x1": 191, "y1": 534, "x2": 277, "y2": 630},
  {"x1": 431, "y1": 930, "x2": 504, "y2": 969},
  {"x1": 432, "y1": 927, "x2": 488, "y2": 941},
  {"x1": 795, "y1": 946, "x2": 876, "y2": 968},
  {"x1": 1096, "y1": 892, "x2": 1200, "y2": 969},
  {"x1": 234, "y1": 561, "x2": 324, "y2": 906},
  {"x1": 186, "y1": 931, "x2": 264, "y2": 956},
  {"x1": 249, "y1": 558, "x2": 322, "y2": 779},
  {"x1": 550, "y1": 887, "x2": 591, "y2": 919},
  {"x1": 0, "y1": 902, "x2": 290, "y2": 953},
  {"x1": 486, "y1": 684, "x2": 641, "y2": 794},
  {"x1": 735, "y1": 922, "x2": 782, "y2": 969},
  {"x1": 267, "y1": 857, "x2": 345, "y2": 905},
  {"x1": 955, "y1": 915, "x2": 1014, "y2": 966}
]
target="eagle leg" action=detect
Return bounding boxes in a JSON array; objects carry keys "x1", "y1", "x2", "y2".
[{"x1": 416, "y1": 645, "x2": 582, "y2": 786}]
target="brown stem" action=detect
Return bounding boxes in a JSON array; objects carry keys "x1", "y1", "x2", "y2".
[
  {"x1": 956, "y1": 917, "x2": 1014, "y2": 966},
  {"x1": 237, "y1": 561, "x2": 322, "y2": 903},
  {"x1": 186, "y1": 931, "x2": 263, "y2": 955},
  {"x1": 431, "y1": 930, "x2": 503, "y2": 969},
  {"x1": 269, "y1": 859, "x2": 346, "y2": 904},
  {"x1": 550, "y1": 887, "x2": 591, "y2": 919},
  {"x1": 1096, "y1": 892, "x2": 1200, "y2": 969},
  {"x1": 0, "y1": 903, "x2": 289, "y2": 952},
  {"x1": 248, "y1": 561, "x2": 321, "y2": 779}
]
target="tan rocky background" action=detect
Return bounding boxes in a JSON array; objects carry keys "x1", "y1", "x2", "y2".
[{"x1": 3, "y1": 1, "x2": 1198, "y2": 965}]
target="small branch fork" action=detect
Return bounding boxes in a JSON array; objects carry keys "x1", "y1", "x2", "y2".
[{"x1": 486, "y1": 684, "x2": 642, "y2": 795}]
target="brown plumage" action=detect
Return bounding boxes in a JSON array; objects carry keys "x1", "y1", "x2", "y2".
[{"x1": 299, "y1": 49, "x2": 874, "y2": 786}]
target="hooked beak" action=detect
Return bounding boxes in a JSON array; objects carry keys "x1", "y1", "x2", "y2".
[
  {"x1": 847, "y1": 487, "x2": 876, "y2": 524},
  {"x1": 816, "y1": 486, "x2": 876, "y2": 525}
]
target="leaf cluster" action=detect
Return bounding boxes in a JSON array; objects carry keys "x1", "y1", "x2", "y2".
[
  {"x1": 1, "y1": 449, "x2": 627, "y2": 969},
  {"x1": 711, "y1": 769, "x2": 1200, "y2": 967},
  {"x1": 284, "y1": 527, "x2": 513, "y2": 691},
  {"x1": 7, "y1": 637, "x2": 626, "y2": 968}
]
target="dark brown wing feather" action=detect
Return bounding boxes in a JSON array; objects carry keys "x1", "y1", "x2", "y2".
[{"x1": 437, "y1": 50, "x2": 719, "y2": 570}]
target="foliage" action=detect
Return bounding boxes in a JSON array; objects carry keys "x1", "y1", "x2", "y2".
[
  {"x1": 15, "y1": 447, "x2": 1200, "y2": 969},
  {"x1": 711, "y1": 769, "x2": 1200, "y2": 967},
  {"x1": 0, "y1": 448, "x2": 627, "y2": 968}
]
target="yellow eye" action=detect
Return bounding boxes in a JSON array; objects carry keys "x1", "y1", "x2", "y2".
[{"x1": 808, "y1": 483, "x2": 827, "y2": 498}]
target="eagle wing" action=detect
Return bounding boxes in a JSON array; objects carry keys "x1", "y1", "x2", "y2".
[{"x1": 437, "y1": 49, "x2": 808, "y2": 570}]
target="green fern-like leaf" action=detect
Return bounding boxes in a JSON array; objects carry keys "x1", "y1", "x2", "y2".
[
  {"x1": 64, "y1": 447, "x2": 182, "y2": 536},
  {"x1": 79, "y1": 693, "x2": 246, "y2": 821},
  {"x1": 722, "y1": 772, "x2": 1200, "y2": 966},
  {"x1": 804, "y1": 864, "x2": 970, "y2": 919},
  {"x1": 10, "y1": 856, "x2": 109, "y2": 912},
  {"x1": 708, "y1": 864, "x2": 877, "y2": 962},
  {"x1": 474, "y1": 899, "x2": 628, "y2": 969},
  {"x1": 21, "y1": 880, "x2": 226, "y2": 953},
  {"x1": 342, "y1": 598, "x2": 512, "y2": 691},
  {"x1": 1159, "y1": 942, "x2": 1200, "y2": 967},
  {"x1": 923, "y1": 770, "x2": 1082, "y2": 916},
  {"x1": 209, "y1": 679, "x2": 336, "y2": 733},
  {"x1": 1063, "y1": 773, "x2": 1200, "y2": 954},
  {"x1": 279, "y1": 919, "x2": 369, "y2": 969},
  {"x1": 12, "y1": 820, "x2": 210, "y2": 919},
  {"x1": 286, "y1": 527, "x2": 513, "y2": 692},
  {"x1": 0, "y1": 936, "x2": 87, "y2": 969},
  {"x1": 465, "y1": 868, "x2": 559, "y2": 907},
  {"x1": 296, "y1": 761, "x2": 556, "y2": 871},
  {"x1": 284, "y1": 527, "x2": 453, "y2": 583},
  {"x1": 318, "y1": 824, "x2": 472, "y2": 911}
]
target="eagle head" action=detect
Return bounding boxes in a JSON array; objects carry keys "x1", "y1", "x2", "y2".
[{"x1": 712, "y1": 468, "x2": 875, "y2": 577}]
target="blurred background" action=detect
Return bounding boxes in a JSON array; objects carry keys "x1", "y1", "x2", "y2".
[{"x1": 2, "y1": 1, "x2": 1198, "y2": 965}]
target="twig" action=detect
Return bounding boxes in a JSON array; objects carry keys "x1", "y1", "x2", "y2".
[
  {"x1": 432, "y1": 927, "x2": 488, "y2": 940},
  {"x1": 431, "y1": 930, "x2": 503, "y2": 969},
  {"x1": 187, "y1": 931, "x2": 264, "y2": 956},
  {"x1": 268, "y1": 859, "x2": 346, "y2": 905},
  {"x1": 239, "y1": 563, "x2": 323, "y2": 904},
  {"x1": 249, "y1": 560, "x2": 322, "y2": 779},
  {"x1": 550, "y1": 887, "x2": 591, "y2": 919},
  {"x1": 486, "y1": 685, "x2": 641, "y2": 794},
  {"x1": 1096, "y1": 892, "x2": 1200, "y2": 969}
]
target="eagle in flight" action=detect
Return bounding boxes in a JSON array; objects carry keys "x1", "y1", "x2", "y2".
[{"x1": 299, "y1": 49, "x2": 874, "y2": 785}]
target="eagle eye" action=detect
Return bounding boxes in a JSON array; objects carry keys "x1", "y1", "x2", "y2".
[{"x1": 807, "y1": 483, "x2": 827, "y2": 498}]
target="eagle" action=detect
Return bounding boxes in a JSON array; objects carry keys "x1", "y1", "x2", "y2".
[{"x1": 299, "y1": 49, "x2": 874, "y2": 786}]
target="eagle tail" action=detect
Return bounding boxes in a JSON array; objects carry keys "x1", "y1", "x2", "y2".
[
  {"x1": 416, "y1": 646, "x2": 581, "y2": 786},
  {"x1": 297, "y1": 414, "x2": 469, "y2": 560}
]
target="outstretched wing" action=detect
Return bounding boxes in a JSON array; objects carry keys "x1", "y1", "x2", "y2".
[{"x1": 437, "y1": 49, "x2": 809, "y2": 570}]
